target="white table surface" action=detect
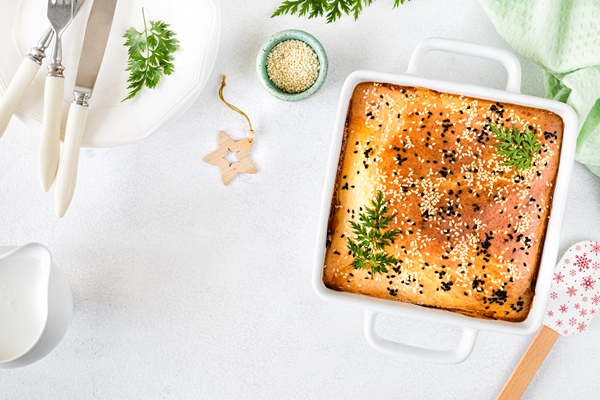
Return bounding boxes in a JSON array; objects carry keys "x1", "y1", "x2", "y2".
[{"x1": 1, "y1": 0, "x2": 600, "y2": 398}]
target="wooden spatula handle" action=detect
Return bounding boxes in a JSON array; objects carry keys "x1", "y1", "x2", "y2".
[{"x1": 497, "y1": 325, "x2": 560, "y2": 400}]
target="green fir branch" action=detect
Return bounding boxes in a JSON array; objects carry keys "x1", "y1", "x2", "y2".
[
  {"x1": 272, "y1": 0, "x2": 411, "y2": 23},
  {"x1": 392, "y1": 0, "x2": 408, "y2": 7},
  {"x1": 346, "y1": 190, "x2": 401, "y2": 278}
]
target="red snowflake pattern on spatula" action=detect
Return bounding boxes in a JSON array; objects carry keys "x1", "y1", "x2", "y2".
[{"x1": 544, "y1": 241, "x2": 600, "y2": 336}]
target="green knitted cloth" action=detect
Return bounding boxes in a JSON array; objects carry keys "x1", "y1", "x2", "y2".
[{"x1": 480, "y1": 0, "x2": 600, "y2": 175}]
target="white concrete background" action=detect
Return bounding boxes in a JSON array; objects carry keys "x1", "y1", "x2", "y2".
[{"x1": 1, "y1": 0, "x2": 599, "y2": 398}]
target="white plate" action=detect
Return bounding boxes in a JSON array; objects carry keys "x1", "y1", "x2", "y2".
[{"x1": 0, "y1": 0, "x2": 220, "y2": 148}]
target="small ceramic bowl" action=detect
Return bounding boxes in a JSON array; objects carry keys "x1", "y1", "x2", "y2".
[{"x1": 256, "y1": 29, "x2": 328, "y2": 101}]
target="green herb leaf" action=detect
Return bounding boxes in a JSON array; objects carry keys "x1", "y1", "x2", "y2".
[
  {"x1": 272, "y1": 0, "x2": 411, "y2": 23},
  {"x1": 122, "y1": 8, "x2": 180, "y2": 102},
  {"x1": 346, "y1": 190, "x2": 401, "y2": 278},
  {"x1": 489, "y1": 122, "x2": 541, "y2": 171}
]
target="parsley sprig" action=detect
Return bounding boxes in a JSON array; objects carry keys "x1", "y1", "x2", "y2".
[
  {"x1": 122, "y1": 8, "x2": 180, "y2": 102},
  {"x1": 346, "y1": 190, "x2": 401, "y2": 278},
  {"x1": 272, "y1": 0, "x2": 410, "y2": 23},
  {"x1": 490, "y1": 123, "x2": 542, "y2": 170}
]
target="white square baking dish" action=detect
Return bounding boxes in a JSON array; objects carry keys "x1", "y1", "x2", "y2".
[{"x1": 313, "y1": 38, "x2": 578, "y2": 364}]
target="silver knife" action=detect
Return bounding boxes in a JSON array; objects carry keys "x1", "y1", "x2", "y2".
[{"x1": 54, "y1": 0, "x2": 118, "y2": 218}]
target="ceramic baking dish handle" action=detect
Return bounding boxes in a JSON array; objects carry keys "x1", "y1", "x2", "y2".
[
  {"x1": 364, "y1": 310, "x2": 479, "y2": 364},
  {"x1": 406, "y1": 37, "x2": 522, "y2": 94}
]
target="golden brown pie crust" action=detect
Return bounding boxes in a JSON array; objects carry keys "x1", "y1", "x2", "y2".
[{"x1": 323, "y1": 82, "x2": 564, "y2": 322}]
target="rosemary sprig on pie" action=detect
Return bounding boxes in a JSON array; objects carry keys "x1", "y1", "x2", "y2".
[
  {"x1": 346, "y1": 190, "x2": 401, "y2": 278},
  {"x1": 490, "y1": 123, "x2": 542, "y2": 170}
]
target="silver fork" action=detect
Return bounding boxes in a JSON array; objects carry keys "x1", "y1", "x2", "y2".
[
  {"x1": 0, "y1": 0, "x2": 85, "y2": 140},
  {"x1": 39, "y1": 0, "x2": 75, "y2": 192},
  {"x1": 47, "y1": 0, "x2": 75, "y2": 79}
]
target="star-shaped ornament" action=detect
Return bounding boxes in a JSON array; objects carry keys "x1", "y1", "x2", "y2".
[{"x1": 204, "y1": 130, "x2": 257, "y2": 185}]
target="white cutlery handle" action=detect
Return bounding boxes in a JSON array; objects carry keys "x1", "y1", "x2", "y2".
[
  {"x1": 0, "y1": 57, "x2": 41, "y2": 138},
  {"x1": 39, "y1": 76, "x2": 65, "y2": 192},
  {"x1": 54, "y1": 102, "x2": 88, "y2": 218}
]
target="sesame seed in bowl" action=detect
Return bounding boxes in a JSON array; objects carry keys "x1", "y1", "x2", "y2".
[
  {"x1": 267, "y1": 40, "x2": 320, "y2": 94},
  {"x1": 256, "y1": 30, "x2": 328, "y2": 101}
]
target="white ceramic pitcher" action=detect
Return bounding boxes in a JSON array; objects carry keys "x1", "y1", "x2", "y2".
[{"x1": 0, "y1": 243, "x2": 73, "y2": 368}]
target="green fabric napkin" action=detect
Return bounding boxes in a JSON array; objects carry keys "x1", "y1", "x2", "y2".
[{"x1": 479, "y1": 0, "x2": 600, "y2": 175}]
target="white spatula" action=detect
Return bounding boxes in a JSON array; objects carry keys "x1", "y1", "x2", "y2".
[{"x1": 497, "y1": 240, "x2": 600, "y2": 399}]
